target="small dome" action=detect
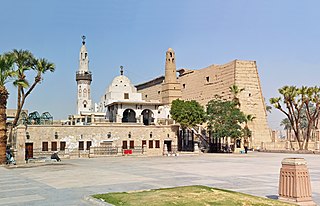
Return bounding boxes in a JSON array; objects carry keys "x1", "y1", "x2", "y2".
[{"x1": 111, "y1": 75, "x2": 131, "y2": 85}]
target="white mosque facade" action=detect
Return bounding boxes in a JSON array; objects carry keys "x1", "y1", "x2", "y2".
[{"x1": 73, "y1": 38, "x2": 170, "y2": 126}]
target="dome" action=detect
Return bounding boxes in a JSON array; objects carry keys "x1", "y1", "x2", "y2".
[
  {"x1": 111, "y1": 75, "x2": 131, "y2": 86},
  {"x1": 105, "y1": 74, "x2": 137, "y2": 95}
]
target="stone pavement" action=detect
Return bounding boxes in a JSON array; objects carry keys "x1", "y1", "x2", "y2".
[{"x1": 0, "y1": 152, "x2": 319, "y2": 205}]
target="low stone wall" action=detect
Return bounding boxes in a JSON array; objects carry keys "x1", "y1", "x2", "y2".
[
  {"x1": 14, "y1": 124, "x2": 179, "y2": 164},
  {"x1": 261, "y1": 141, "x2": 320, "y2": 152}
]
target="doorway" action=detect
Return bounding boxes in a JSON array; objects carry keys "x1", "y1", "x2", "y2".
[
  {"x1": 164, "y1": 140, "x2": 172, "y2": 152},
  {"x1": 141, "y1": 109, "x2": 154, "y2": 125},
  {"x1": 122, "y1": 109, "x2": 136, "y2": 123},
  {"x1": 25, "y1": 143, "x2": 33, "y2": 159}
]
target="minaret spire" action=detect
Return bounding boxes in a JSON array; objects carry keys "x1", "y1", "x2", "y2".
[
  {"x1": 82, "y1": 35, "x2": 86, "y2": 45},
  {"x1": 120, "y1": 66, "x2": 124, "y2": 75},
  {"x1": 76, "y1": 35, "x2": 92, "y2": 114},
  {"x1": 161, "y1": 48, "x2": 181, "y2": 105}
]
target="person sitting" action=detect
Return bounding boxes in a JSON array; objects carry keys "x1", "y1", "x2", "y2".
[
  {"x1": 51, "y1": 152, "x2": 61, "y2": 162},
  {"x1": 6, "y1": 147, "x2": 16, "y2": 165}
]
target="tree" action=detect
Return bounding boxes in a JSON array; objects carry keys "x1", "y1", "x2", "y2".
[
  {"x1": 206, "y1": 96, "x2": 246, "y2": 141},
  {"x1": 229, "y1": 84, "x2": 244, "y2": 107},
  {"x1": 243, "y1": 114, "x2": 255, "y2": 141},
  {"x1": 266, "y1": 105, "x2": 272, "y2": 113},
  {"x1": 170, "y1": 99, "x2": 206, "y2": 129},
  {"x1": 270, "y1": 86, "x2": 320, "y2": 150},
  {"x1": 170, "y1": 99, "x2": 206, "y2": 150},
  {"x1": 0, "y1": 53, "x2": 15, "y2": 164},
  {"x1": 280, "y1": 118, "x2": 292, "y2": 131},
  {"x1": 10, "y1": 50, "x2": 55, "y2": 127}
]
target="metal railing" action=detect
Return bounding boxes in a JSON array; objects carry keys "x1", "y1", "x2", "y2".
[{"x1": 91, "y1": 146, "x2": 119, "y2": 155}]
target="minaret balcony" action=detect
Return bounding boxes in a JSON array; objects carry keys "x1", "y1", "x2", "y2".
[{"x1": 76, "y1": 71, "x2": 92, "y2": 81}]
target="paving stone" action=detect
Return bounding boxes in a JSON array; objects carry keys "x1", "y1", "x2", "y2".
[{"x1": 0, "y1": 152, "x2": 319, "y2": 205}]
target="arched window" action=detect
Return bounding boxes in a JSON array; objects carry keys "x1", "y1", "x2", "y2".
[
  {"x1": 83, "y1": 100, "x2": 88, "y2": 108},
  {"x1": 88, "y1": 89, "x2": 90, "y2": 97},
  {"x1": 79, "y1": 89, "x2": 82, "y2": 97},
  {"x1": 122, "y1": 109, "x2": 136, "y2": 123},
  {"x1": 83, "y1": 89, "x2": 87, "y2": 98},
  {"x1": 141, "y1": 109, "x2": 154, "y2": 125}
]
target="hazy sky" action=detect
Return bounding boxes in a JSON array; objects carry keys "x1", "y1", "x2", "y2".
[{"x1": 1, "y1": 1, "x2": 320, "y2": 130}]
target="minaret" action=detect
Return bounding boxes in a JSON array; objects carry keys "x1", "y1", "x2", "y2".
[
  {"x1": 161, "y1": 48, "x2": 182, "y2": 105},
  {"x1": 76, "y1": 36, "x2": 92, "y2": 114}
]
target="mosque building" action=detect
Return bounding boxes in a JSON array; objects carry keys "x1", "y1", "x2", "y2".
[{"x1": 70, "y1": 36, "x2": 171, "y2": 126}]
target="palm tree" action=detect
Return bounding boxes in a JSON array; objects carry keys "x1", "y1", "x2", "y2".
[
  {"x1": 11, "y1": 53, "x2": 55, "y2": 126},
  {"x1": 229, "y1": 84, "x2": 244, "y2": 107},
  {"x1": 243, "y1": 114, "x2": 256, "y2": 148},
  {"x1": 0, "y1": 53, "x2": 15, "y2": 164},
  {"x1": 266, "y1": 105, "x2": 272, "y2": 114},
  {"x1": 280, "y1": 118, "x2": 292, "y2": 140},
  {"x1": 10, "y1": 49, "x2": 34, "y2": 127}
]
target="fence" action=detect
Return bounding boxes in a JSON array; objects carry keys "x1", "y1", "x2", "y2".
[
  {"x1": 89, "y1": 146, "x2": 144, "y2": 157},
  {"x1": 90, "y1": 146, "x2": 120, "y2": 156}
]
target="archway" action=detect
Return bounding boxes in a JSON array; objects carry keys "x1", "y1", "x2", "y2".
[
  {"x1": 141, "y1": 109, "x2": 154, "y2": 125},
  {"x1": 122, "y1": 109, "x2": 136, "y2": 123}
]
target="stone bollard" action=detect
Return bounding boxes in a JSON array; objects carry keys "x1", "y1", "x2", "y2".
[
  {"x1": 15, "y1": 125, "x2": 26, "y2": 165},
  {"x1": 89, "y1": 147, "x2": 94, "y2": 158},
  {"x1": 278, "y1": 158, "x2": 315, "y2": 205},
  {"x1": 285, "y1": 141, "x2": 291, "y2": 150},
  {"x1": 142, "y1": 145, "x2": 147, "y2": 155},
  {"x1": 315, "y1": 141, "x2": 320, "y2": 150},
  {"x1": 194, "y1": 142, "x2": 199, "y2": 153},
  {"x1": 163, "y1": 144, "x2": 168, "y2": 156}
]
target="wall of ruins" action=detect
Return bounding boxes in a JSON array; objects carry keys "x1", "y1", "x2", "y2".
[
  {"x1": 262, "y1": 141, "x2": 320, "y2": 151},
  {"x1": 178, "y1": 61, "x2": 235, "y2": 104},
  {"x1": 141, "y1": 83, "x2": 162, "y2": 102},
  {"x1": 234, "y1": 60, "x2": 271, "y2": 148},
  {"x1": 137, "y1": 60, "x2": 272, "y2": 148},
  {"x1": 136, "y1": 77, "x2": 164, "y2": 102}
]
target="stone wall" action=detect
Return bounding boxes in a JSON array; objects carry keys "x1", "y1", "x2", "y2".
[
  {"x1": 16, "y1": 124, "x2": 179, "y2": 162},
  {"x1": 262, "y1": 141, "x2": 320, "y2": 151},
  {"x1": 234, "y1": 60, "x2": 271, "y2": 148},
  {"x1": 137, "y1": 60, "x2": 271, "y2": 149}
]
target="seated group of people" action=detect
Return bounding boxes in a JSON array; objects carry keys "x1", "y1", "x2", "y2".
[
  {"x1": 6, "y1": 147, "x2": 16, "y2": 165},
  {"x1": 7, "y1": 147, "x2": 62, "y2": 164},
  {"x1": 51, "y1": 152, "x2": 61, "y2": 162}
]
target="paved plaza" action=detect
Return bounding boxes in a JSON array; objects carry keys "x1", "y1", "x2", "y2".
[{"x1": 0, "y1": 152, "x2": 319, "y2": 205}]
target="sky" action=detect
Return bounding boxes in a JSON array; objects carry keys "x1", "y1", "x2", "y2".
[{"x1": 1, "y1": 0, "x2": 320, "y2": 130}]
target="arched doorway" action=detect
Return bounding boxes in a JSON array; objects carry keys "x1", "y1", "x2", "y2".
[
  {"x1": 141, "y1": 109, "x2": 154, "y2": 125},
  {"x1": 122, "y1": 109, "x2": 136, "y2": 123}
]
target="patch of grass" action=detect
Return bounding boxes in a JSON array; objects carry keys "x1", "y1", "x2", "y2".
[{"x1": 92, "y1": 185, "x2": 294, "y2": 206}]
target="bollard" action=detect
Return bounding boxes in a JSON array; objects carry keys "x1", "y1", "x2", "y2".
[
  {"x1": 278, "y1": 158, "x2": 315, "y2": 205},
  {"x1": 163, "y1": 144, "x2": 168, "y2": 156},
  {"x1": 142, "y1": 144, "x2": 147, "y2": 155},
  {"x1": 315, "y1": 141, "x2": 320, "y2": 150},
  {"x1": 285, "y1": 141, "x2": 290, "y2": 150},
  {"x1": 194, "y1": 142, "x2": 199, "y2": 153}
]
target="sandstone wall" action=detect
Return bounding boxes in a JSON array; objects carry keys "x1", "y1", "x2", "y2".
[
  {"x1": 140, "y1": 83, "x2": 162, "y2": 102},
  {"x1": 234, "y1": 60, "x2": 271, "y2": 147},
  {"x1": 22, "y1": 124, "x2": 179, "y2": 158},
  {"x1": 136, "y1": 77, "x2": 164, "y2": 102},
  {"x1": 262, "y1": 141, "x2": 320, "y2": 151},
  {"x1": 178, "y1": 62, "x2": 235, "y2": 104},
  {"x1": 137, "y1": 60, "x2": 271, "y2": 148}
]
